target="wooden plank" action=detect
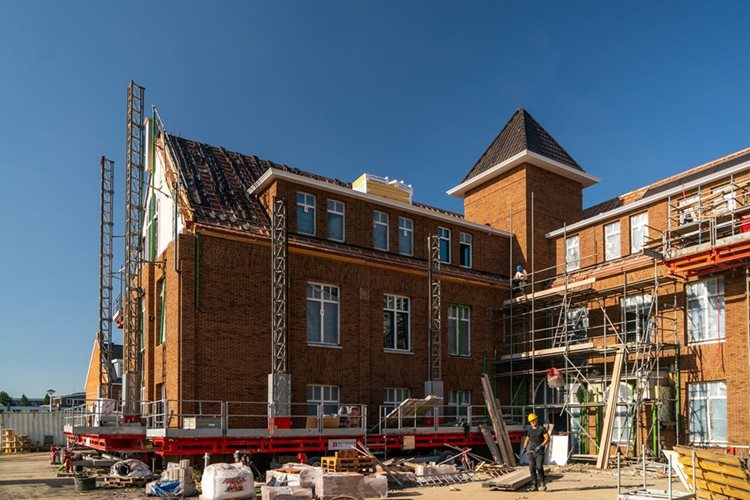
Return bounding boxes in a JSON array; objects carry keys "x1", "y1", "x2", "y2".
[
  {"x1": 675, "y1": 446, "x2": 748, "y2": 467},
  {"x1": 502, "y1": 277, "x2": 595, "y2": 306},
  {"x1": 479, "y1": 425, "x2": 502, "y2": 464},
  {"x1": 482, "y1": 468, "x2": 531, "y2": 491},
  {"x1": 595, "y1": 348, "x2": 625, "y2": 469},
  {"x1": 682, "y1": 467, "x2": 750, "y2": 493},
  {"x1": 481, "y1": 374, "x2": 516, "y2": 467},
  {"x1": 677, "y1": 456, "x2": 750, "y2": 480},
  {"x1": 499, "y1": 342, "x2": 596, "y2": 362}
]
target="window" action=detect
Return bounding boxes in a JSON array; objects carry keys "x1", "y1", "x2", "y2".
[
  {"x1": 687, "y1": 276, "x2": 725, "y2": 344},
  {"x1": 373, "y1": 211, "x2": 389, "y2": 250},
  {"x1": 307, "y1": 385, "x2": 340, "y2": 416},
  {"x1": 565, "y1": 235, "x2": 580, "y2": 272},
  {"x1": 449, "y1": 390, "x2": 471, "y2": 417},
  {"x1": 689, "y1": 381, "x2": 727, "y2": 444},
  {"x1": 398, "y1": 217, "x2": 413, "y2": 256},
  {"x1": 326, "y1": 200, "x2": 345, "y2": 241},
  {"x1": 607, "y1": 382, "x2": 633, "y2": 444},
  {"x1": 383, "y1": 295, "x2": 410, "y2": 351},
  {"x1": 566, "y1": 306, "x2": 588, "y2": 344},
  {"x1": 156, "y1": 278, "x2": 166, "y2": 345},
  {"x1": 630, "y1": 212, "x2": 648, "y2": 253},
  {"x1": 307, "y1": 284, "x2": 340, "y2": 345},
  {"x1": 604, "y1": 222, "x2": 621, "y2": 261},
  {"x1": 623, "y1": 293, "x2": 653, "y2": 343},
  {"x1": 437, "y1": 227, "x2": 451, "y2": 263},
  {"x1": 448, "y1": 305, "x2": 471, "y2": 356},
  {"x1": 384, "y1": 388, "x2": 411, "y2": 411},
  {"x1": 296, "y1": 192, "x2": 316, "y2": 235},
  {"x1": 459, "y1": 233, "x2": 472, "y2": 268}
]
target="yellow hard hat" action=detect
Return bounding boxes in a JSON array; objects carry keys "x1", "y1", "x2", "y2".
[{"x1": 527, "y1": 413, "x2": 538, "y2": 423}]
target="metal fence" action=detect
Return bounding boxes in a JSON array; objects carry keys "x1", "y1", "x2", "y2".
[{"x1": 0, "y1": 411, "x2": 66, "y2": 449}]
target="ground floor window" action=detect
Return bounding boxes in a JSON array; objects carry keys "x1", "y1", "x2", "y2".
[
  {"x1": 449, "y1": 390, "x2": 471, "y2": 417},
  {"x1": 384, "y1": 388, "x2": 410, "y2": 412},
  {"x1": 689, "y1": 381, "x2": 727, "y2": 444},
  {"x1": 606, "y1": 382, "x2": 633, "y2": 444},
  {"x1": 306, "y1": 385, "x2": 339, "y2": 416}
]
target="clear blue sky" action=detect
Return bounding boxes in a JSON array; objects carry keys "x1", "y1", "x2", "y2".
[{"x1": 1, "y1": 1, "x2": 749, "y2": 399}]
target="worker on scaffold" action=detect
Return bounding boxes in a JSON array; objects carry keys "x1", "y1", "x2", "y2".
[
  {"x1": 513, "y1": 264, "x2": 529, "y2": 293},
  {"x1": 522, "y1": 412, "x2": 549, "y2": 491}
]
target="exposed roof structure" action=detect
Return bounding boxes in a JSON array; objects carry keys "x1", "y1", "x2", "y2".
[{"x1": 463, "y1": 108, "x2": 584, "y2": 182}]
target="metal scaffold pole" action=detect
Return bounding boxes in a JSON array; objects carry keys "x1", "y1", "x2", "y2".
[
  {"x1": 124, "y1": 81, "x2": 146, "y2": 418},
  {"x1": 99, "y1": 156, "x2": 116, "y2": 399},
  {"x1": 269, "y1": 198, "x2": 290, "y2": 420}
]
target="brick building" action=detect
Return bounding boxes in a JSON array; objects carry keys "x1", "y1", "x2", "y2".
[{"x1": 123, "y1": 106, "x2": 748, "y2": 458}]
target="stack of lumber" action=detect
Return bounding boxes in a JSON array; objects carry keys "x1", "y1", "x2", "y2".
[
  {"x1": 321, "y1": 449, "x2": 375, "y2": 473},
  {"x1": 1, "y1": 429, "x2": 32, "y2": 454},
  {"x1": 596, "y1": 348, "x2": 625, "y2": 469},
  {"x1": 480, "y1": 374, "x2": 516, "y2": 466},
  {"x1": 482, "y1": 467, "x2": 531, "y2": 491},
  {"x1": 674, "y1": 446, "x2": 750, "y2": 499},
  {"x1": 314, "y1": 471, "x2": 365, "y2": 500}
]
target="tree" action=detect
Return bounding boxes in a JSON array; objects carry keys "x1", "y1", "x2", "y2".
[
  {"x1": 0, "y1": 391, "x2": 12, "y2": 407},
  {"x1": 43, "y1": 393, "x2": 50, "y2": 405},
  {"x1": 19, "y1": 394, "x2": 30, "y2": 406}
]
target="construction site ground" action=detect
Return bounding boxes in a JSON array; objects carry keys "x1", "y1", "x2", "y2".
[{"x1": 0, "y1": 452, "x2": 676, "y2": 499}]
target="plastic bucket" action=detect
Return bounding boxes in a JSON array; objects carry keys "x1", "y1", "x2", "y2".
[{"x1": 73, "y1": 476, "x2": 96, "y2": 491}]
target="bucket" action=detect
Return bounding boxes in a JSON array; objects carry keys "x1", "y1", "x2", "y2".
[{"x1": 73, "y1": 476, "x2": 96, "y2": 491}]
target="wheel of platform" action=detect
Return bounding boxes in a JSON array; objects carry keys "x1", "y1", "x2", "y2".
[{"x1": 306, "y1": 456, "x2": 322, "y2": 467}]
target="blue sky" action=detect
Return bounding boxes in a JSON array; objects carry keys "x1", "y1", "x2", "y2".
[{"x1": 1, "y1": 1, "x2": 749, "y2": 398}]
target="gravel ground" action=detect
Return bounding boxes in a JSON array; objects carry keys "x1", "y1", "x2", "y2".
[{"x1": 0, "y1": 452, "x2": 680, "y2": 499}]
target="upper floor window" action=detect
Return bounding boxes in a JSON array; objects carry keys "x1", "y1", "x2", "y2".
[
  {"x1": 296, "y1": 192, "x2": 316, "y2": 235},
  {"x1": 307, "y1": 283, "x2": 339, "y2": 345},
  {"x1": 604, "y1": 221, "x2": 621, "y2": 261},
  {"x1": 326, "y1": 200, "x2": 345, "y2": 242},
  {"x1": 689, "y1": 381, "x2": 727, "y2": 444},
  {"x1": 687, "y1": 276, "x2": 725, "y2": 344},
  {"x1": 383, "y1": 295, "x2": 410, "y2": 351},
  {"x1": 448, "y1": 304, "x2": 471, "y2": 356},
  {"x1": 437, "y1": 227, "x2": 451, "y2": 263},
  {"x1": 623, "y1": 293, "x2": 653, "y2": 344},
  {"x1": 459, "y1": 233, "x2": 472, "y2": 268},
  {"x1": 630, "y1": 212, "x2": 648, "y2": 253},
  {"x1": 398, "y1": 217, "x2": 413, "y2": 256},
  {"x1": 566, "y1": 306, "x2": 588, "y2": 344},
  {"x1": 373, "y1": 211, "x2": 389, "y2": 251},
  {"x1": 565, "y1": 235, "x2": 580, "y2": 272}
]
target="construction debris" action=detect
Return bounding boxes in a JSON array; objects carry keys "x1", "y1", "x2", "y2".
[
  {"x1": 146, "y1": 459, "x2": 197, "y2": 497},
  {"x1": 481, "y1": 373, "x2": 516, "y2": 466}
]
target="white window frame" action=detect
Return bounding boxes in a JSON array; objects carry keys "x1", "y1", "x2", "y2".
[
  {"x1": 449, "y1": 390, "x2": 471, "y2": 417},
  {"x1": 306, "y1": 283, "x2": 340, "y2": 346},
  {"x1": 296, "y1": 192, "x2": 316, "y2": 236},
  {"x1": 398, "y1": 217, "x2": 413, "y2": 256},
  {"x1": 623, "y1": 293, "x2": 653, "y2": 344},
  {"x1": 438, "y1": 227, "x2": 451, "y2": 264},
  {"x1": 384, "y1": 388, "x2": 410, "y2": 410},
  {"x1": 607, "y1": 382, "x2": 633, "y2": 444},
  {"x1": 307, "y1": 384, "x2": 340, "y2": 416},
  {"x1": 459, "y1": 232, "x2": 472, "y2": 268},
  {"x1": 689, "y1": 381, "x2": 727, "y2": 444},
  {"x1": 604, "y1": 221, "x2": 621, "y2": 261},
  {"x1": 630, "y1": 212, "x2": 648, "y2": 253},
  {"x1": 448, "y1": 304, "x2": 471, "y2": 356},
  {"x1": 383, "y1": 294, "x2": 411, "y2": 352},
  {"x1": 373, "y1": 211, "x2": 389, "y2": 251},
  {"x1": 565, "y1": 235, "x2": 580, "y2": 272},
  {"x1": 687, "y1": 276, "x2": 725, "y2": 344},
  {"x1": 566, "y1": 306, "x2": 588, "y2": 344},
  {"x1": 326, "y1": 199, "x2": 345, "y2": 242}
]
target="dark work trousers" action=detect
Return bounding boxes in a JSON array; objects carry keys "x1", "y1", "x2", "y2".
[{"x1": 527, "y1": 450, "x2": 545, "y2": 486}]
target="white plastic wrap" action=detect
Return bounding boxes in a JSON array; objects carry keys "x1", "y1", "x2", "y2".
[
  {"x1": 314, "y1": 472, "x2": 364, "y2": 500},
  {"x1": 110, "y1": 459, "x2": 151, "y2": 478},
  {"x1": 362, "y1": 474, "x2": 388, "y2": 499},
  {"x1": 260, "y1": 485, "x2": 313, "y2": 500},
  {"x1": 200, "y1": 463, "x2": 256, "y2": 500}
]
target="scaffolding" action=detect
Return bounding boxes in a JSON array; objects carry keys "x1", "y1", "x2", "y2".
[
  {"x1": 99, "y1": 156, "x2": 116, "y2": 399},
  {"x1": 123, "y1": 81, "x2": 146, "y2": 418},
  {"x1": 499, "y1": 207, "x2": 680, "y2": 463}
]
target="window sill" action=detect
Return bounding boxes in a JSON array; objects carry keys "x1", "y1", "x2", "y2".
[
  {"x1": 383, "y1": 349, "x2": 413, "y2": 355},
  {"x1": 449, "y1": 354, "x2": 472, "y2": 359},
  {"x1": 688, "y1": 338, "x2": 726, "y2": 347},
  {"x1": 307, "y1": 343, "x2": 343, "y2": 349},
  {"x1": 459, "y1": 264, "x2": 472, "y2": 270}
]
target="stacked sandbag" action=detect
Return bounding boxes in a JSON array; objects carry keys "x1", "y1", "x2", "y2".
[
  {"x1": 314, "y1": 472, "x2": 365, "y2": 500},
  {"x1": 260, "y1": 485, "x2": 313, "y2": 499},
  {"x1": 201, "y1": 463, "x2": 255, "y2": 500}
]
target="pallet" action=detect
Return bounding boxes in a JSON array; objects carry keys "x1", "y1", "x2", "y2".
[
  {"x1": 100, "y1": 475, "x2": 153, "y2": 488},
  {"x1": 321, "y1": 456, "x2": 375, "y2": 473}
]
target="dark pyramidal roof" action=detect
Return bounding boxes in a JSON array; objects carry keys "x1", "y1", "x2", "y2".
[{"x1": 463, "y1": 108, "x2": 583, "y2": 182}]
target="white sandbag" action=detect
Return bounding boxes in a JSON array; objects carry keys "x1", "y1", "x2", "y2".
[
  {"x1": 261, "y1": 485, "x2": 313, "y2": 500},
  {"x1": 111, "y1": 459, "x2": 152, "y2": 478},
  {"x1": 314, "y1": 472, "x2": 364, "y2": 500},
  {"x1": 200, "y1": 463, "x2": 256, "y2": 500},
  {"x1": 362, "y1": 474, "x2": 388, "y2": 499}
]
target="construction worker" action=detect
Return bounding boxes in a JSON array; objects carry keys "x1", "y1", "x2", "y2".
[
  {"x1": 522, "y1": 413, "x2": 549, "y2": 491},
  {"x1": 513, "y1": 265, "x2": 529, "y2": 292}
]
